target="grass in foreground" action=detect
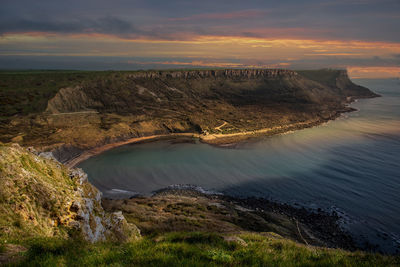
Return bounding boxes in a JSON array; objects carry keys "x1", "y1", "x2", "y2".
[{"x1": 4, "y1": 232, "x2": 399, "y2": 267}]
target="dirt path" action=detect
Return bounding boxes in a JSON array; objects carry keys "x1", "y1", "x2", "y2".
[
  {"x1": 214, "y1": 121, "x2": 228, "y2": 131},
  {"x1": 202, "y1": 119, "x2": 319, "y2": 141}
]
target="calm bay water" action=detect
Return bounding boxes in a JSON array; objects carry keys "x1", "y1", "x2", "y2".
[{"x1": 79, "y1": 79, "x2": 400, "y2": 253}]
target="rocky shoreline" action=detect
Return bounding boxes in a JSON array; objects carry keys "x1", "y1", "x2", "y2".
[
  {"x1": 62, "y1": 106, "x2": 355, "y2": 167},
  {"x1": 220, "y1": 195, "x2": 356, "y2": 251},
  {"x1": 148, "y1": 187, "x2": 357, "y2": 251}
]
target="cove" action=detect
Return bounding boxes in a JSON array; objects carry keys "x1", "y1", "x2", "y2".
[{"x1": 79, "y1": 79, "x2": 400, "y2": 253}]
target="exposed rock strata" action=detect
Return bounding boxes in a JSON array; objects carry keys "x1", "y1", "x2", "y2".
[{"x1": 126, "y1": 69, "x2": 298, "y2": 79}]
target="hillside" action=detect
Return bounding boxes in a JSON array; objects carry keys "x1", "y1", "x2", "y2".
[
  {"x1": 0, "y1": 144, "x2": 398, "y2": 266},
  {"x1": 0, "y1": 69, "x2": 378, "y2": 164},
  {"x1": 0, "y1": 144, "x2": 139, "y2": 244}
]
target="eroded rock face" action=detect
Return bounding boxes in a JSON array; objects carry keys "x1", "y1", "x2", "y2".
[
  {"x1": 46, "y1": 86, "x2": 103, "y2": 114},
  {"x1": 66, "y1": 168, "x2": 140, "y2": 242},
  {"x1": 0, "y1": 144, "x2": 140, "y2": 243}
]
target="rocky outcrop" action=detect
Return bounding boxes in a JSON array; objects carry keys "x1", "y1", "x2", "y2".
[
  {"x1": 127, "y1": 69, "x2": 298, "y2": 79},
  {"x1": 0, "y1": 144, "x2": 140, "y2": 243},
  {"x1": 44, "y1": 68, "x2": 354, "y2": 116}
]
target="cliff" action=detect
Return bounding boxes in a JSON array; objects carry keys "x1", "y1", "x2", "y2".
[
  {"x1": 45, "y1": 68, "x2": 364, "y2": 115},
  {"x1": 297, "y1": 69, "x2": 379, "y2": 98},
  {"x1": 0, "y1": 143, "x2": 140, "y2": 243},
  {"x1": 0, "y1": 69, "x2": 378, "y2": 163}
]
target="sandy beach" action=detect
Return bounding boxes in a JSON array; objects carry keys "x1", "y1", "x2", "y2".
[{"x1": 65, "y1": 117, "x2": 331, "y2": 168}]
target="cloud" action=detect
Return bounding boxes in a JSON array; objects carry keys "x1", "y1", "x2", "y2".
[
  {"x1": 1, "y1": 0, "x2": 400, "y2": 43},
  {"x1": 0, "y1": 17, "x2": 141, "y2": 37}
]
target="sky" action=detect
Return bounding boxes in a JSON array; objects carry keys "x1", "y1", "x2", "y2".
[{"x1": 0, "y1": 0, "x2": 399, "y2": 78}]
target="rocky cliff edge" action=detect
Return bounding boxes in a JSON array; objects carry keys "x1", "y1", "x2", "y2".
[{"x1": 0, "y1": 143, "x2": 140, "y2": 243}]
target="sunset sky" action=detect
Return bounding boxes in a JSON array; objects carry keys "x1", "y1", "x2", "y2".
[{"x1": 1, "y1": 0, "x2": 399, "y2": 78}]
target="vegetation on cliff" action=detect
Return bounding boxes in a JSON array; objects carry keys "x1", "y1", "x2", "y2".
[{"x1": 0, "y1": 143, "x2": 139, "y2": 263}]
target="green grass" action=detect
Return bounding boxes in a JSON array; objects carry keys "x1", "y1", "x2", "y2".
[{"x1": 6, "y1": 232, "x2": 399, "y2": 267}]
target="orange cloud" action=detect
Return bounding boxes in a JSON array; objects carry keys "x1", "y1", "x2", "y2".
[
  {"x1": 1, "y1": 32, "x2": 400, "y2": 78},
  {"x1": 2, "y1": 33, "x2": 400, "y2": 58}
]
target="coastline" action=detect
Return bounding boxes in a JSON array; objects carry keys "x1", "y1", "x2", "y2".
[
  {"x1": 104, "y1": 187, "x2": 357, "y2": 251},
  {"x1": 65, "y1": 110, "x2": 347, "y2": 168}
]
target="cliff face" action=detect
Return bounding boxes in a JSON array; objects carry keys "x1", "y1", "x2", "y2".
[
  {"x1": 0, "y1": 144, "x2": 140, "y2": 243},
  {"x1": 45, "y1": 69, "x2": 375, "y2": 115},
  {"x1": 46, "y1": 86, "x2": 103, "y2": 114},
  {"x1": 126, "y1": 68, "x2": 298, "y2": 79},
  {"x1": 297, "y1": 69, "x2": 379, "y2": 98}
]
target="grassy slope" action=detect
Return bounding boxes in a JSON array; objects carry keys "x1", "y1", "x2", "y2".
[
  {"x1": 0, "y1": 143, "x2": 132, "y2": 246},
  {"x1": 0, "y1": 144, "x2": 78, "y2": 242},
  {"x1": 6, "y1": 232, "x2": 399, "y2": 267}
]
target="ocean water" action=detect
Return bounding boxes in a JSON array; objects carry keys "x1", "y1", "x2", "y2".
[{"x1": 79, "y1": 79, "x2": 400, "y2": 253}]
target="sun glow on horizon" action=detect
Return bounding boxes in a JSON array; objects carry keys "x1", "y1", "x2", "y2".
[{"x1": 1, "y1": 32, "x2": 399, "y2": 78}]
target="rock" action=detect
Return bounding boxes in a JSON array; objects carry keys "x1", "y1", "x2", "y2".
[
  {"x1": 46, "y1": 86, "x2": 102, "y2": 114},
  {"x1": 68, "y1": 168, "x2": 88, "y2": 184},
  {"x1": 69, "y1": 201, "x2": 80, "y2": 212},
  {"x1": 38, "y1": 151, "x2": 59, "y2": 162},
  {"x1": 106, "y1": 211, "x2": 141, "y2": 243},
  {"x1": 26, "y1": 147, "x2": 38, "y2": 154}
]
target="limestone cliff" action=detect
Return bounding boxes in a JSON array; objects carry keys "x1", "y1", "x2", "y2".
[{"x1": 0, "y1": 143, "x2": 140, "y2": 243}]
